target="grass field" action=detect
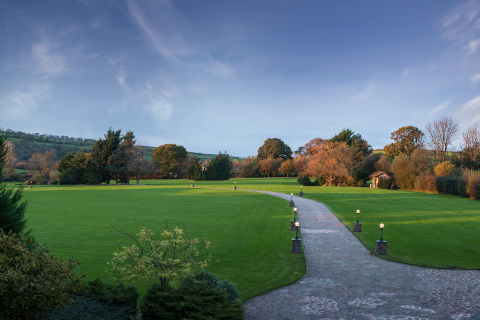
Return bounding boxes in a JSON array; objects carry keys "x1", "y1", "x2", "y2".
[
  {"x1": 22, "y1": 177, "x2": 480, "y2": 301},
  {"x1": 24, "y1": 184, "x2": 305, "y2": 300},
  {"x1": 141, "y1": 178, "x2": 480, "y2": 269}
]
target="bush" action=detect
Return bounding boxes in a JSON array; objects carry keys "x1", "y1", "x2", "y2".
[
  {"x1": 180, "y1": 271, "x2": 240, "y2": 303},
  {"x1": 32, "y1": 173, "x2": 46, "y2": 185},
  {"x1": 435, "y1": 176, "x2": 449, "y2": 194},
  {"x1": 41, "y1": 297, "x2": 135, "y2": 320},
  {"x1": 297, "y1": 174, "x2": 314, "y2": 186},
  {"x1": 464, "y1": 169, "x2": 480, "y2": 199},
  {"x1": 377, "y1": 178, "x2": 393, "y2": 189},
  {"x1": 141, "y1": 282, "x2": 244, "y2": 320},
  {"x1": 82, "y1": 278, "x2": 139, "y2": 318},
  {"x1": 0, "y1": 231, "x2": 85, "y2": 320},
  {"x1": 356, "y1": 180, "x2": 364, "y2": 187},
  {"x1": 60, "y1": 170, "x2": 74, "y2": 184}
]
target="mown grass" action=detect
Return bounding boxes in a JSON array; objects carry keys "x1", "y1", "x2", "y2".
[
  {"x1": 24, "y1": 185, "x2": 305, "y2": 300},
  {"x1": 141, "y1": 178, "x2": 480, "y2": 269}
]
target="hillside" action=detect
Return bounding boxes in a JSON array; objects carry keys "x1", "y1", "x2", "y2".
[{"x1": 0, "y1": 128, "x2": 225, "y2": 162}]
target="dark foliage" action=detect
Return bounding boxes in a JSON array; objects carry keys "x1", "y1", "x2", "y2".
[{"x1": 41, "y1": 297, "x2": 132, "y2": 320}]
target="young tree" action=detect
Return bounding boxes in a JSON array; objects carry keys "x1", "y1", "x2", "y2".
[
  {"x1": 0, "y1": 135, "x2": 28, "y2": 234},
  {"x1": 426, "y1": 116, "x2": 459, "y2": 163},
  {"x1": 128, "y1": 146, "x2": 152, "y2": 184},
  {"x1": 212, "y1": 152, "x2": 233, "y2": 180},
  {"x1": 151, "y1": 144, "x2": 188, "y2": 178},
  {"x1": 384, "y1": 126, "x2": 424, "y2": 158},
  {"x1": 108, "y1": 227, "x2": 210, "y2": 287},
  {"x1": 257, "y1": 138, "x2": 292, "y2": 160}
]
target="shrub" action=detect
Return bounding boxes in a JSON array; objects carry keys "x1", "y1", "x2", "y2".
[
  {"x1": 464, "y1": 169, "x2": 480, "y2": 199},
  {"x1": 356, "y1": 180, "x2": 364, "y2": 187},
  {"x1": 31, "y1": 173, "x2": 46, "y2": 185},
  {"x1": 297, "y1": 174, "x2": 314, "y2": 186},
  {"x1": 377, "y1": 178, "x2": 393, "y2": 189},
  {"x1": 435, "y1": 176, "x2": 449, "y2": 194},
  {"x1": 41, "y1": 297, "x2": 135, "y2": 320},
  {"x1": 141, "y1": 282, "x2": 244, "y2": 320},
  {"x1": 60, "y1": 170, "x2": 74, "y2": 184},
  {"x1": 0, "y1": 231, "x2": 85, "y2": 320},
  {"x1": 83, "y1": 278, "x2": 139, "y2": 318},
  {"x1": 180, "y1": 271, "x2": 240, "y2": 303},
  {"x1": 434, "y1": 161, "x2": 455, "y2": 177}
]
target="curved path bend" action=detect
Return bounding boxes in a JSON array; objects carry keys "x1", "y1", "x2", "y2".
[{"x1": 243, "y1": 191, "x2": 480, "y2": 320}]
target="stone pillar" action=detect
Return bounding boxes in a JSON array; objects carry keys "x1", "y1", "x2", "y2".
[
  {"x1": 290, "y1": 200, "x2": 294, "y2": 207},
  {"x1": 376, "y1": 240, "x2": 387, "y2": 255},
  {"x1": 353, "y1": 222, "x2": 362, "y2": 232},
  {"x1": 292, "y1": 238, "x2": 302, "y2": 253},
  {"x1": 291, "y1": 220, "x2": 297, "y2": 230},
  {"x1": 233, "y1": 186, "x2": 237, "y2": 190},
  {"x1": 299, "y1": 191, "x2": 303, "y2": 197},
  {"x1": 191, "y1": 184, "x2": 194, "y2": 188}
]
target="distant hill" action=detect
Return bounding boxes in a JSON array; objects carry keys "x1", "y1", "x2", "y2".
[{"x1": 0, "y1": 128, "x2": 229, "y2": 162}]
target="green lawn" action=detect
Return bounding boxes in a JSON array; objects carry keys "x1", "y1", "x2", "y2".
[
  {"x1": 24, "y1": 184, "x2": 305, "y2": 300},
  {"x1": 21, "y1": 177, "x2": 480, "y2": 301},
  {"x1": 140, "y1": 178, "x2": 480, "y2": 269}
]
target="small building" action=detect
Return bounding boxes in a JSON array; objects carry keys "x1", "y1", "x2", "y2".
[{"x1": 369, "y1": 171, "x2": 391, "y2": 188}]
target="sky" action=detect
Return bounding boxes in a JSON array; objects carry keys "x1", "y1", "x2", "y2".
[{"x1": 1, "y1": 0, "x2": 480, "y2": 157}]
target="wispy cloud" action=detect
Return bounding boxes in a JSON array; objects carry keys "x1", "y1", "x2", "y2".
[
  {"x1": 126, "y1": 0, "x2": 188, "y2": 61},
  {"x1": 428, "y1": 100, "x2": 449, "y2": 115},
  {"x1": 466, "y1": 38, "x2": 480, "y2": 55},
  {"x1": 142, "y1": 84, "x2": 174, "y2": 124},
  {"x1": 352, "y1": 81, "x2": 378, "y2": 101},
  {"x1": 454, "y1": 94, "x2": 480, "y2": 130},
  {"x1": 471, "y1": 72, "x2": 480, "y2": 84},
  {"x1": 32, "y1": 39, "x2": 67, "y2": 77},
  {"x1": 0, "y1": 83, "x2": 51, "y2": 118}
]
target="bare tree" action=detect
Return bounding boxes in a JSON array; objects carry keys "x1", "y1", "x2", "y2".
[
  {"x1": 425, "y1": 116, "x2": 459, "y2": 163},
  {"x1": 459, "y1": 123, "x2": 480, "y2": 168}
]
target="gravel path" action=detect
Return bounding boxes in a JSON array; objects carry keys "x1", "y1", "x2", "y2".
[{"x1": 243, "y1": 191, "x2": 480, "y2": 320}]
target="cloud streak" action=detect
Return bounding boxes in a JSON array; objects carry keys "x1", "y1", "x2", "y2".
[
  {"x1": 126, "y1": 0, "x2": 188, "y2": 61},
  {"x1": 352, "y1": 81, "x2": 378, "y2": 101}
]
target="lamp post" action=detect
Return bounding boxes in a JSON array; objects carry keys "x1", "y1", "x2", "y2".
[
  {"x1": 290, "y1": 193, "x2": 294, "y2": 207},
  {"x1": 292, "y1": 220, "x2": 301, "y2": 253},
  {"x1": 233, "y1": 181, "x2": 237, "y2": 190},
  {"x1": 376, "y1": 223, "x2": 387, "y2": 255},
  {"x1": 295, "y1": 221, "x2": 300, "y2": 239},
  {"x1": 291, "y1": 207, "x2": 297, "y2": 230},
  {"x1": 354, "y1": 209, "x2": 362, "y2": 232},
  {"x1": 299, "y1": 185, "x2": 303, "y2": 197}
]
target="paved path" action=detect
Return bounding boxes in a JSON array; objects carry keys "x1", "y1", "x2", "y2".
[{"x1": 243, "y1": 192, "x2": 480, "y2": 320}]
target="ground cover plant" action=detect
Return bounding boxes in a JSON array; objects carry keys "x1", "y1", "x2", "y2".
[{"x1": 24, "y1": 183, "x2": 305, "y2": 300}]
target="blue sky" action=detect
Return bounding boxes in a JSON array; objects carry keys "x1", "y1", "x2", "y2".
[{"x1": 1, "y1": 0, "x2": 480, "y2": 157}]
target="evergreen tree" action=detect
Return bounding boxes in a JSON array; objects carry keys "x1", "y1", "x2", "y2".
[
  {"x1": 0, "y1": 135, "x2": 28, "y2": 234},
  {"x1": 91, "y1": 128, "x2": 122, "y2": 184}
]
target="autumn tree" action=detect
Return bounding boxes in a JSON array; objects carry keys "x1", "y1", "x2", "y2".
[
  {"x1": 434, "y1": 161, "x2": 455, "y2": 177},
  {"x1": 425, "y1": 116, "x2": 458, "y2": 163},
  {"x1": 301, "y1": 138, "x2": 327, "y2": 157},
  {"x1": 108, "y1": 227, "x2": 210, "y2": 287},
  {"x1": 238, "y1": 156, "x2": 260, "y2": 178},
  {"x1": 391, "y1": 149, "x2": 432, "y2": 190},
  {"x1": 259, "y1": 157, "x2": 281, "y2": 177},
  {"x1": 384, "y1": 126, "x2": 424, "y2": 158},
  {"x1": 151, "y1": 144, "x2": 188, "y2": 178},
  {"x1": 330, "y1": 129, "x2": 372, "y2": 165},
  {"x1": 279, "y1": 159, "x2": 295, "y2": 177},
  {"x1": 305, "y1": 142, "x2": 354, "y2": 186},
  {"x1": 4, "y1": 140, "x2": 17, "y2": 175},
  {"x1": 257, "y1": 138, "x2": 292, "y2": 160}
]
